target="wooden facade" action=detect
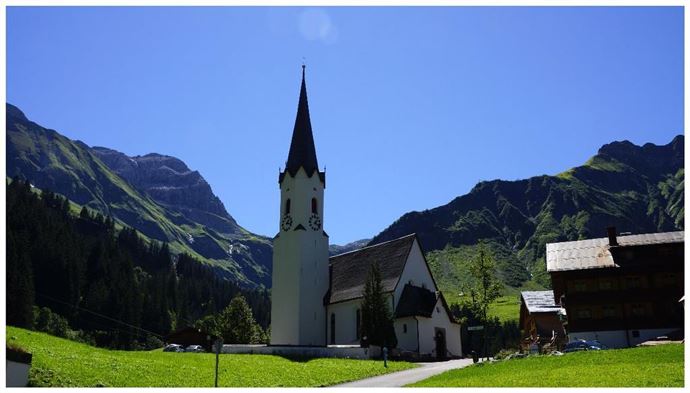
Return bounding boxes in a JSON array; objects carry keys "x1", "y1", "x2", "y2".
[
  {"x1": 519, "y1": 291, "x2": 566, "y2": 351},
  {"x1": 548, "y1": 230, "x2": 684, "y2": 347}
]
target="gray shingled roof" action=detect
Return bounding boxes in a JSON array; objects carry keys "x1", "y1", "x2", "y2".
[
  {"x1": 328, "y1": 234, "x2": 416, "y2": 304},
  {"x1": 546, "y1": 231, "x2": 684, "y2": 272},
  {"x1": 521, "y1": 291, "x2": 560, "y2": 313},
  {"x1": 394, "y1": 284, "x2": 437, "y2": 318}
]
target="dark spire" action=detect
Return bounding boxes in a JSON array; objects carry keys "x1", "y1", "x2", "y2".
[{"x1": 282, "y1": 65, "x2": 321, "y2": 181}]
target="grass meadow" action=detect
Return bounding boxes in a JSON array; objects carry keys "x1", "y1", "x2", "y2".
[
  {"x1": 409, "y1": 343, "x2": 684, "y2": 387},
  {"x1": 7, "y1": 326, "x2": 414, "y2": 387}
]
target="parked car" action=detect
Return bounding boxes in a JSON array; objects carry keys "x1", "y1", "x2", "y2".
[
  {"x1": 185, "y1": 345, "x2": 205, "y2": 353},
  {"x1": 163, "y1": 344, "x2": 184, "y2": 352},
  {"x1": 563, "y1": 340, "x2": 607, "y2": 353}
]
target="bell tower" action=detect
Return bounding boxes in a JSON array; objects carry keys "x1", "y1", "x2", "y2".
[{"x1": 270, "y1": 66, "x2": 329, "y2": 346}]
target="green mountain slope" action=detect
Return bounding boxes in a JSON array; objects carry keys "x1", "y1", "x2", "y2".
[
  {"x1": 6, "y1": 104, "x2": 271, "y2": 287},
  {"x1": 370, "y1": 135, "x2": 684, "y2": 294}
]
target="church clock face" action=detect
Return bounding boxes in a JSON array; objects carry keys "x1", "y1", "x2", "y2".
[
  {"x1": 308, "y1": 213, "x2": 321, "y2": 230},
  {"x1": 281, "y1": 214, "x2": 293, "y2": 231}
]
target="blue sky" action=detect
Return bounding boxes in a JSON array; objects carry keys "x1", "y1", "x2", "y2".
[{"x1": 7, "y1": 7, "x2": 684, "y2": 245}]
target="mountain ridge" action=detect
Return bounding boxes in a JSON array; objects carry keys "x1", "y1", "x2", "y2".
[
  {"x1": 369, "y1": 134, "x2": 684, "y2": 291},
  {"x1": 7, "y1": 103, "x2": 683, "y2": 296},
  {"x1": 6, "y1": 103, "x2": 272, "y2": 288}
]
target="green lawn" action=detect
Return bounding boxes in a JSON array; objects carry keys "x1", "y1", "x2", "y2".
[
  {"x1": 487, "y1": 295, "x2": 521, "y2": 321},
  {"x1": 6, "y1": 327, "x2": 414, "y2": 387},
  {"x1": 409, "y1": 344, "x2": 684, "y2": 387}
]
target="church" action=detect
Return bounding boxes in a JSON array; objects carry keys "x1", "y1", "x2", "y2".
[{"x1": 269, "y1": 67, "x2": 462, "y2": 358}]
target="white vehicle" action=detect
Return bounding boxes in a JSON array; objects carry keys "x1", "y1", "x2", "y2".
[
  {"x1": 185, "y1": 345, "x2": 204, "y2": 353},
  {"x1": 163, "y1": 344, "x2": 184, "y2": 352}
]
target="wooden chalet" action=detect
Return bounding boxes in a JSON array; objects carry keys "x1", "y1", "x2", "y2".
[
  {"x1": 547, "y1": 228, "x2": 684, "y2": 348},
  {"x1": 519, "y1": 290, "x2": 566, "y2": 351}
]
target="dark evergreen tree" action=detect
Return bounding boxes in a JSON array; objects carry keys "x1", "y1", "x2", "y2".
[{"x1": 360, "y1": 262, "x2": 397, "y2": 349}]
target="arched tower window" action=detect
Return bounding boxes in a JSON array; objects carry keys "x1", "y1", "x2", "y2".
[
  {"x1": 330, "y1": 313, "x2": 336, "y2": 344},
  {"x1": 285, "y1": 199, "x2": 291, "y2": 214},
  {"x1": 312, "y1": 198, "x2": 318, "y2": 214}
]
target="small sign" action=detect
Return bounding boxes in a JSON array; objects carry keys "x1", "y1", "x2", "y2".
[
  {"x1": 214, "y1": 339, "x2": 224, "y2": 354},
  {"x1": 467, "y1": 325, "x2": 484, "y2": 331}
]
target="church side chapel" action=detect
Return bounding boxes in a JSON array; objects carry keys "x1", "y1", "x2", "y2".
[{"x1": 270, "y1": 66, "x2": 462, "y2": 358}]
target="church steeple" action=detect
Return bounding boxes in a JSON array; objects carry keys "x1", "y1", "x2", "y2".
[
  {"x1": 281, "y1": 65, "x2": 323, "y2": 183},
  {"x1": 271, "y1": 65, "x2": 329, "y2": 347}
]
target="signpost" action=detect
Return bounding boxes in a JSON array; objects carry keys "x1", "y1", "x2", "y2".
[{"x1": 213, "y1": 338, "x2": 224, "y2": 387}]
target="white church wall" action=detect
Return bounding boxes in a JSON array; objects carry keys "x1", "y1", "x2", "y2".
[
  {"x1": 327, "y1": 298, "x2": 362, "y2": 345},
  {"x1": 417, "y1": 298, "x2": 462, "y2": 357},
  {"x1": 394, "y1": 317, "x2": 418, "y2": 352},
  {"x1": 393, "y1": 239, "x2": 437, "y2": 308}
]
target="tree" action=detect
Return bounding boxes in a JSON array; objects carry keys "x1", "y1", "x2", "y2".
[
  {"x1": 465, "y1": 242, "x2": 503, "y2": 359},
  {"x1": 6, "y1": 230, "x2": 35, "y2": 328},
  {"x1": 360, "y1": 262, "x2": 397, "y2": 349},
  {"x1": 219, "y1": 295, "x2": 263, "y2": 344}
]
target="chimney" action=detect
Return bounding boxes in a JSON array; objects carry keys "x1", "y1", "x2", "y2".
[{"x1": 607, "y1": 226, "x2": 618, "y2": 246}]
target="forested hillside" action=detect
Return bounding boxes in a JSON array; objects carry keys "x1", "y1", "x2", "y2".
[
  {"x1": 6, "y1": 178, "x2": 270, "y2": 349},
  {"x1": 6, "y1": 103, "x2": 272, "y2": 287}
]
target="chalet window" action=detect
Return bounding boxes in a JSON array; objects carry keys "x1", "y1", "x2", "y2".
[
  {"x1": 602, "y1": 305, "x2": 618, "y2": 318},
  {"x1": 656, "y1": 273, "x2": 677, "y2": 287},
  {"x1": 330, "y1": 313, "x2": 336, "y2": 344},
  {"x1": 625, "y1": 277, "x2": 641, "y2": 289},
  {"x1": 403, "y1": 324, "x2": 408, "y2": 334},
  {"x1": 631, "y1": 304, "x2": 646, "y2": 317},
  {"x1": 576, "y1": 308, "x2": 592, "y2": 319},
  {"x1": 573, "y1": 281, "x2": 587, "y2": 292},
  {"x1": 312, "y1": 198, "x2": 318, "y2": 214},
  {"x1": 356, "y1": 309, "x2": 361, "y2": 339},
  {"x1": 285, "y1": 199, "x2": 291, "y2": 214},
  {"x1": 599, "y1": 279, "x2": 613, "y2": 291}
]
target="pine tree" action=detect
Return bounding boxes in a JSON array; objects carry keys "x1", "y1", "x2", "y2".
[
  {"x1": 219, "y1": 295, "x2": 263, "y2": 344},
  {"x1": 7, "y1": 230, "x2": 35, "y2": 327},
  {"x1": 360, "y1": 262, "x2": 397, "y2": 349}
]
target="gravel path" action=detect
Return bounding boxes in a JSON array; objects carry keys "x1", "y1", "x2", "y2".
[{"x1": 333, "y1": 358, "x2": 476, "y2": 387}]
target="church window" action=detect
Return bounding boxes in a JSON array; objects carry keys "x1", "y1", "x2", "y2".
[
  {"x1": 356, "y1": 309, "x2": 361, "y2": 339},
  {"x1": 403, "y1": 324, "x2": 408, "y2": 334},
  {"x1": 285, "y1": 199, "x2": 291, "y2": 214},
  {"x1": 330, "y1": 313, "x2": 336, "y2": 344},
  {"x1": 312, "y1": 198, "x2": 318, "y2": 214}
]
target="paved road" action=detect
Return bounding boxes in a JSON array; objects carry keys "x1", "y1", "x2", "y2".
[{"x1": 333, "y1": 358, "x2": 476, "y2": 387}]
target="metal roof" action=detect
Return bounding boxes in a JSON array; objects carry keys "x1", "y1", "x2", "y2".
[
  {"x1": 521, "y1": 290, "x2": 560, "y2": 314},
  {"x1": 546, "y1": 231, "x2": 684, "y2": 272}
]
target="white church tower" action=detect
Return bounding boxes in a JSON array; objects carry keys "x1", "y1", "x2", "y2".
[{"x1": 270, "y1": 66, "x2": 329, "y2": 346}]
